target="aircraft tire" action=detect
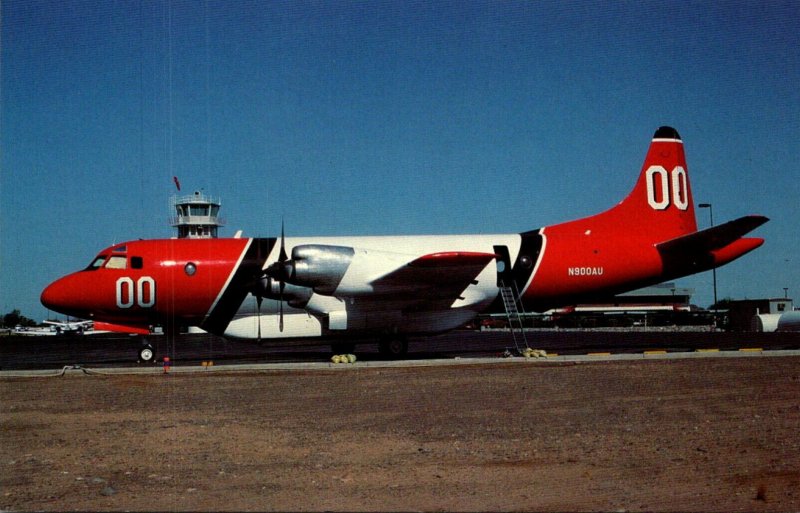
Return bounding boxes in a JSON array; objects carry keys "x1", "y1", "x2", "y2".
[
  {"x1": 138, "y1": 344, "x2": 155, "y2": 364},
  {"x1": 378, "y1": 337, "x2": 408, "y2": 359}
]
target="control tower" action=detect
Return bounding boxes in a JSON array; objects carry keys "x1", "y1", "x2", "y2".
[{"x1": 170, "y1": 191, "x2": 225, "y2": 238}]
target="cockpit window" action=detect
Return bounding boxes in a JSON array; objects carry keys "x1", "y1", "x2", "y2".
[
  {"x1": 87, "y1": 255, "x2": 108, "y2": 270},
  {"x1": 105, "y1": 255, "x2": 127, "y2": 269},
  {"x1": 131, "y1": 256, "x2": 143, "y2": 269},
  {"x1": 112, "y1": 245, "x2": 127, "y2": 253}
]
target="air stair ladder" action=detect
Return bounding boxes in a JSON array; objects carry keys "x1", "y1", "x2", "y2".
[{"x1": 499, "y1": 281, "x2": 529, "y2": 354}]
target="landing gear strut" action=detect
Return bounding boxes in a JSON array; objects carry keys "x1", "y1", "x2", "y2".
[{"x1": 378, "y1": 337, "x2": 408, "y2": 359}]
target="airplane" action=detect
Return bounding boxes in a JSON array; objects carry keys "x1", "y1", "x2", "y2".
[
  {"x1": 41, "y1": 127, "x2": 768, "y2": 362},
  {"x1": 42, "y1": 319, "x2": 93, "y2": 335},
  {"x1": 11, "y1": 319, "x2": 150, "y2": 336},
  {"x1": 12, "y1": 319, "x2": 93, "y2": 336}
]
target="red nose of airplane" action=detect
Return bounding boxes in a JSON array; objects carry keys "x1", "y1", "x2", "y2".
[{"x1": 41, "y1": 275, "x2": 80, "y2": 316}]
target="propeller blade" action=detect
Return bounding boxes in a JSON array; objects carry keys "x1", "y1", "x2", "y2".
[
  {"x1": 279, "y1": 218, "x2": 288, "y2": 262},
  {"x1": 279, "y1": 281, "x2": 285, "y2": 332},
  {"x1": 277, "y1": 219, "x2": 287, "y2": 332},
  {"x1": 256, "y1": 295, "x2": 263, "y2": 342}
]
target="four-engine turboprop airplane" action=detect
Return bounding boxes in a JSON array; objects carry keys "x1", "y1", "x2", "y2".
[{"x1": 41, "y1": 127, "x2": 768, "y2": 362}]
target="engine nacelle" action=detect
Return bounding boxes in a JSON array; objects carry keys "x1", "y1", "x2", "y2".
[
  {"x1": 277, "y1": 245, "x2": 355, "y2": 295},
  {"x1": 257, "y1": 277, "x2": 314, "y2": 307}
]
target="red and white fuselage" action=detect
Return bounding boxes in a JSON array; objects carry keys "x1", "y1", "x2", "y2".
[{"x1": 41, "y1": 127, "x2": 767, "y2": 346}]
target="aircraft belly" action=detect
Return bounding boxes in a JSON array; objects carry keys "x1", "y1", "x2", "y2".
[
  {"x1": 324, "y1": 307, "x2": 481, "y2": 335},
  {"x1": 399, "y1": 309, "x2": 480, "y2": 334},
  {"x1": 223, "y1": 313, "x2": 323, "y2": 339}
]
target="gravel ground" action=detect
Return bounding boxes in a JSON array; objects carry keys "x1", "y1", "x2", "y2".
[{"x1": 2, "y1": 356, "x2": 799, "y2": 511}]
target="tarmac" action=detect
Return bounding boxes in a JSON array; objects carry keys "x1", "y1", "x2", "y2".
[
  {"x1": 3, "y1": 348, "x2": 799, "y2": 511},
  {"x1": 3, "y1": 347, "x2": 799, "y2": 378}
]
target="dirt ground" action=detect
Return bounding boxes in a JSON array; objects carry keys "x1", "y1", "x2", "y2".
[{"x1": 2, "y1": 356, "x2": 800, "y2": 512}]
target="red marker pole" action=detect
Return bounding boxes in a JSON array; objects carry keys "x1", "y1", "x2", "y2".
[{"x1": 163, "y1": 356, "x2": 171, "y2": 374}]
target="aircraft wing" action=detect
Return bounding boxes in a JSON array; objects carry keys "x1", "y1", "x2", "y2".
[
  {"x1": 259, "y1": 249, "x2": 498, "y2": 336},
  {"x1": 369, "y1": 251, "x2": 497, "y2": 300}
]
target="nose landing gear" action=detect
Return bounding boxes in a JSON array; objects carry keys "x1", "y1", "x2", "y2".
[{"x1": 138, "y1": 341, "x2": 155, "y2": 363}]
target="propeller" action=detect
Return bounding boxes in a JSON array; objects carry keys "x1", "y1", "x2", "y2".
[
  {"x1": 276, "y1": 219, "x2": 287, "y2": 332},
  {"x1": 249, "y1": 221, "x2": 292, "y2": 340}
]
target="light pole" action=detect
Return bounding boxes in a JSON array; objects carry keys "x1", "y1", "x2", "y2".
[{"x1": 698, "y1": 203, "x2": 718, "y2": 318}]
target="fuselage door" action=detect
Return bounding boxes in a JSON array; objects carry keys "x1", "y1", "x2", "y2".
[{"x1": 493, "y1": 245, "x2": 512, "y2": 286}]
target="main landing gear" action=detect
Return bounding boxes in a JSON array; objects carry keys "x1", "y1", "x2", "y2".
[
  {"x1": 378, "y1": 337, "x2": 408, "y2": 359},
  {"x1": 331, "y1": 337, "x2": 409, "y2": 360}
]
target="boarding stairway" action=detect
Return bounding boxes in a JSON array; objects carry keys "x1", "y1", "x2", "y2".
[{"x1": 499, "y1": 281, "x2": 529, "y2": 354}]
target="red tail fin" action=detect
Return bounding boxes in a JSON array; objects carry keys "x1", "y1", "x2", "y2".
[
  {"x1": 523, "y1": 128, "x2": 700, "y2": 306},
  {"x1": 593, "y1": 126, "x2": 697, "y2": 241},
  {"x1": 522, "y1": 127, "x2": 766, "y2": 310},
  {"x1": 595, "y1": 127, "x2": 697, "y2": 243}
]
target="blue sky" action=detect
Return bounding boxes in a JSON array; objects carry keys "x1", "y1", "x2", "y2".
[{"x1": 2, "y1": 0, "x2": 798, "y2": 320}]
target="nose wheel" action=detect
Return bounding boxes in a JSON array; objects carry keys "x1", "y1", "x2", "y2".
[{"x1": 138, "y1": 343, "x2": 155, "y2": 363}]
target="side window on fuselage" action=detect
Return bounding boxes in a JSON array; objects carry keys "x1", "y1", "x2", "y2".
[{"x1": 131, "y1": 256, "x2": 143, "y2": 269}]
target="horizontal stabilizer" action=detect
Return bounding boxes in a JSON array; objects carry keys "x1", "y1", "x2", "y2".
[{"x1": 656, "y1": 215, "x2": 768, "y2": 254}]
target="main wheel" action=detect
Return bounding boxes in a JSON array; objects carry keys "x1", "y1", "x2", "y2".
[
  {"x1": 378, "y1": 337, "x2": 408, "y2": 359},
  {"x1": 138, "y1": 344, "x2": 155, "y2": 363}
]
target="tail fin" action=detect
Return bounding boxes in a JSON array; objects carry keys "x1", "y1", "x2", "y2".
[
  {"x1": 522, "y1": 127, "x2": 766, "y2": 308},
  {"x1": 596, "y1": 126, "x2": 697, "y2": 242}
]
